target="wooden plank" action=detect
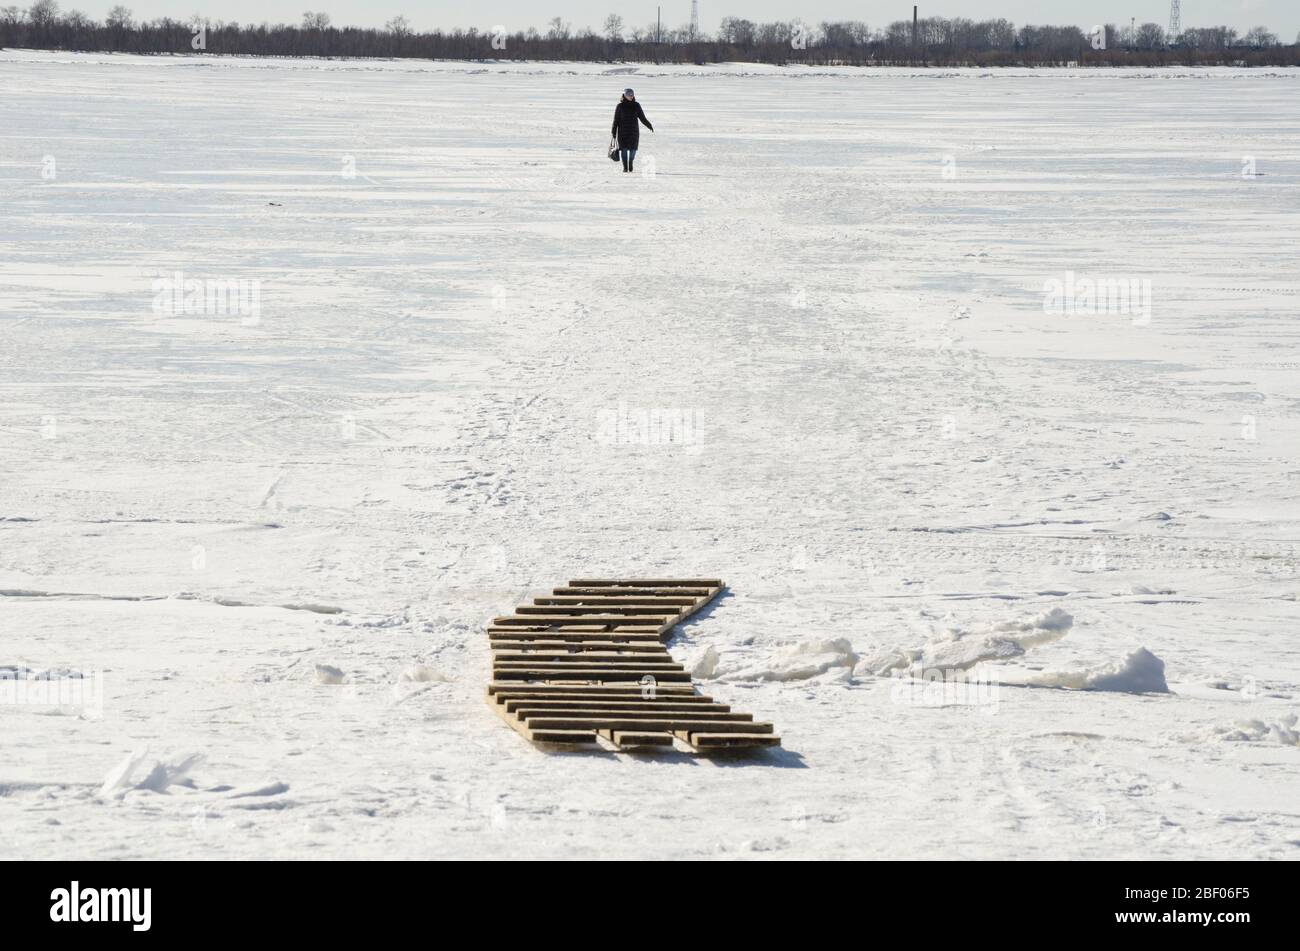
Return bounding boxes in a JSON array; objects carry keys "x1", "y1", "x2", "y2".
[
  {"x1": 489, "y1": 626, "x2": 663, "y2": 635},
  {"x1": 510, "y1": 703, "x2": 743, "y2": 717},
  {"x1": 503, "y1": 699, "x2": 731, "y2": 714},
  {"x1": 569, "y1": 578, "x2": 722, "y2": 588},
  {"x1": 487, "y1": 682, "x2": 699, "y2": 697},
  {"x1": 688, "y1": 733, "x2": 782, "y2": 750},
  {"x1": 494, "y1": 695, "x2": 710, "y2": 707},
  {"x1": 515, "y1": 603, "x2": 684, "y2": 614},
  {"x1": 666, "y1": 722, "x2": 775, "y2": 738},
  {"x1": 502, "y1": 696, "x2": 725, "y2": 709},
  {"x1": 527, "y1": 717, "x2": 771, "y2": 734},
  {"x1": 493, "y1": 659, "x2": 683, "y2": 671},
  {"x1": 493, "y1": 669, "x2": 683, "y2": 680},
  {"x1": 526, "y1": 729, "x2": 600, "y2": 745},
  {"x1": 492, "y1": 651, "x2": 683, "y2": 663},
  {"x1": 535, "y1": 595, "x2": 700, "y2": 606},
  {"x1": 497, "y1": 697, "x2": 717, "y2": 709},
  {"x1": 492, "y1": 615, "x2": 676, "y2": 627},
  {"x1": 535, "y1": 597, "x2": 702, "y2": 605},
  {"x1": 512, "y1": 707, "x2": 751, "y2": 723},
  {"x1": 605, "y1": 730, "x2": 674, "y2": 749},
  {"x1": 489, "y1": 640, "x2": 671, "y2": 653},
  {"x1": 493, "y1": 673, "x2": 684, "y2": 684},
  {"x1": 493, "y1": 654, "x2": 680, "y2": 664},
  {"x1": 492, "y1": 691, "x2": 712, "y2": 703},
  {"x1": 494, "y1": 663, "x2": 681, "y2": 673},
  {"x1": 489, "y1": 630, "x2": 663, "y2": 640},
  {"x1": 490, "y1": 669, "x2": 693, "y2": 683},
  {"x1": 514, "y1": 605, "x2": 683, "y2": 617},
  {"x1": 490, "y1": 623, "x2": 663, "y2": 630},
  {"x1": 553, "y1": 587, "x2": 716, "y2": 597},
  {"x1": 487, "y1": 692, "x2": 601, "y2": 748},
  {"x1": 493, "y1": 649, "x2": 679, "y2": 659}
]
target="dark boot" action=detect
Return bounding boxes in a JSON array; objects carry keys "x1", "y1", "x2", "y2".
[{"x1": 621, "y1": 154, "x2": 629, "y2": 173}]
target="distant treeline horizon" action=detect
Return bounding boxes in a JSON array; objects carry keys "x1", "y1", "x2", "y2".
[{"x1": 3, "y1": 3, "x2": 1299, "y2": 67}]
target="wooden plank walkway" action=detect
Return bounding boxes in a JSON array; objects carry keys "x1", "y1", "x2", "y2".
[{"x1": 487, "y1": 578, "x2": 780, "y2": 754}]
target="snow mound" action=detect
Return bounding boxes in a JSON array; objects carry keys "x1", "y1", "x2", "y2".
[
  {"x1": 397, "y1": 665, "x2": 450, "y2": 684},
  {"x1": 1205, "y1": 714, "x2": 1299, "y2": 746},
  {"x1": 854, "y1": 608, "x2": 1074, "y2": 678},
  {"x1": 391, "y1": 665, "x2": 452, "y2": 704},
  {"x1": 713, "y1": 638, "x2": 857, "y2": 683},
  {"x1": 1029, "y1": 647, "x2": 1169, "y2": 694}
]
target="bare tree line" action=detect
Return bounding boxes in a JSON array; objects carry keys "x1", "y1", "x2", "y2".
[{"x1": 2, "y1": 4, "x2": 1298, "y2": 67}]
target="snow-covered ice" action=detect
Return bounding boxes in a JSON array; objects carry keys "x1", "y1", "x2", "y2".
[{"x1": 1, "y1": 52, "x2": 1298, "y2": 859}]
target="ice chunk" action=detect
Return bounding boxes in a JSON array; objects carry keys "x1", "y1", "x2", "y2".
[
  {"x1": 99, "y1": 747, "x2": 152, "y2": 800},
  {"x1": 99, "y1": 748, "x2": 205, "y2": 798},
  {"x1": 690, "y1": 646, "x2": 720, "y2": 679},
  {"x1": 853, "y1": 647, "x2": 917, "y2": 678},
  {"x1": 989, "y1": 607, "x2": 1073, "y2": 648},
  {"x1": 1029, "y1": 647, "x2": 1169, "y2": 694},
  {"x1": 135, "y1": 752, "x2": 205, "y2": 793},
  {"x1": 314, "y1": 664, "x2": 346, "y2": 685},
  {"x1": 920, "y1": 636, "x2": 1024, "y2": 672},
  {"x1": 1209, "y1": 714, "x2": 1299, "y2": 745}
]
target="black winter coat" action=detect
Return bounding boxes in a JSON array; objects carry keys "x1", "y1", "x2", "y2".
[{"x1": 612, "y1": 99, "x2": 653, "y2": 150}]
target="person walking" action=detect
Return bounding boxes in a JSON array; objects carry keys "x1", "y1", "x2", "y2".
[{"x1": 611, "y1": 88, "x2": 653, "y2": 173}]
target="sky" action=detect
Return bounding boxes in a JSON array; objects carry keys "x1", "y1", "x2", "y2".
[{"x1": 48, "y1": 2, "x2": 1300, "y2": 39}]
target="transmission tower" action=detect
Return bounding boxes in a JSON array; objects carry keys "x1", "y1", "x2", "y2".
[
  {"x1": 690, "y1": 0, "x2": 699, "y2": 38},
  {"x1": 1168, "y1": 0, "x2": 1181, "y2": 40}
]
